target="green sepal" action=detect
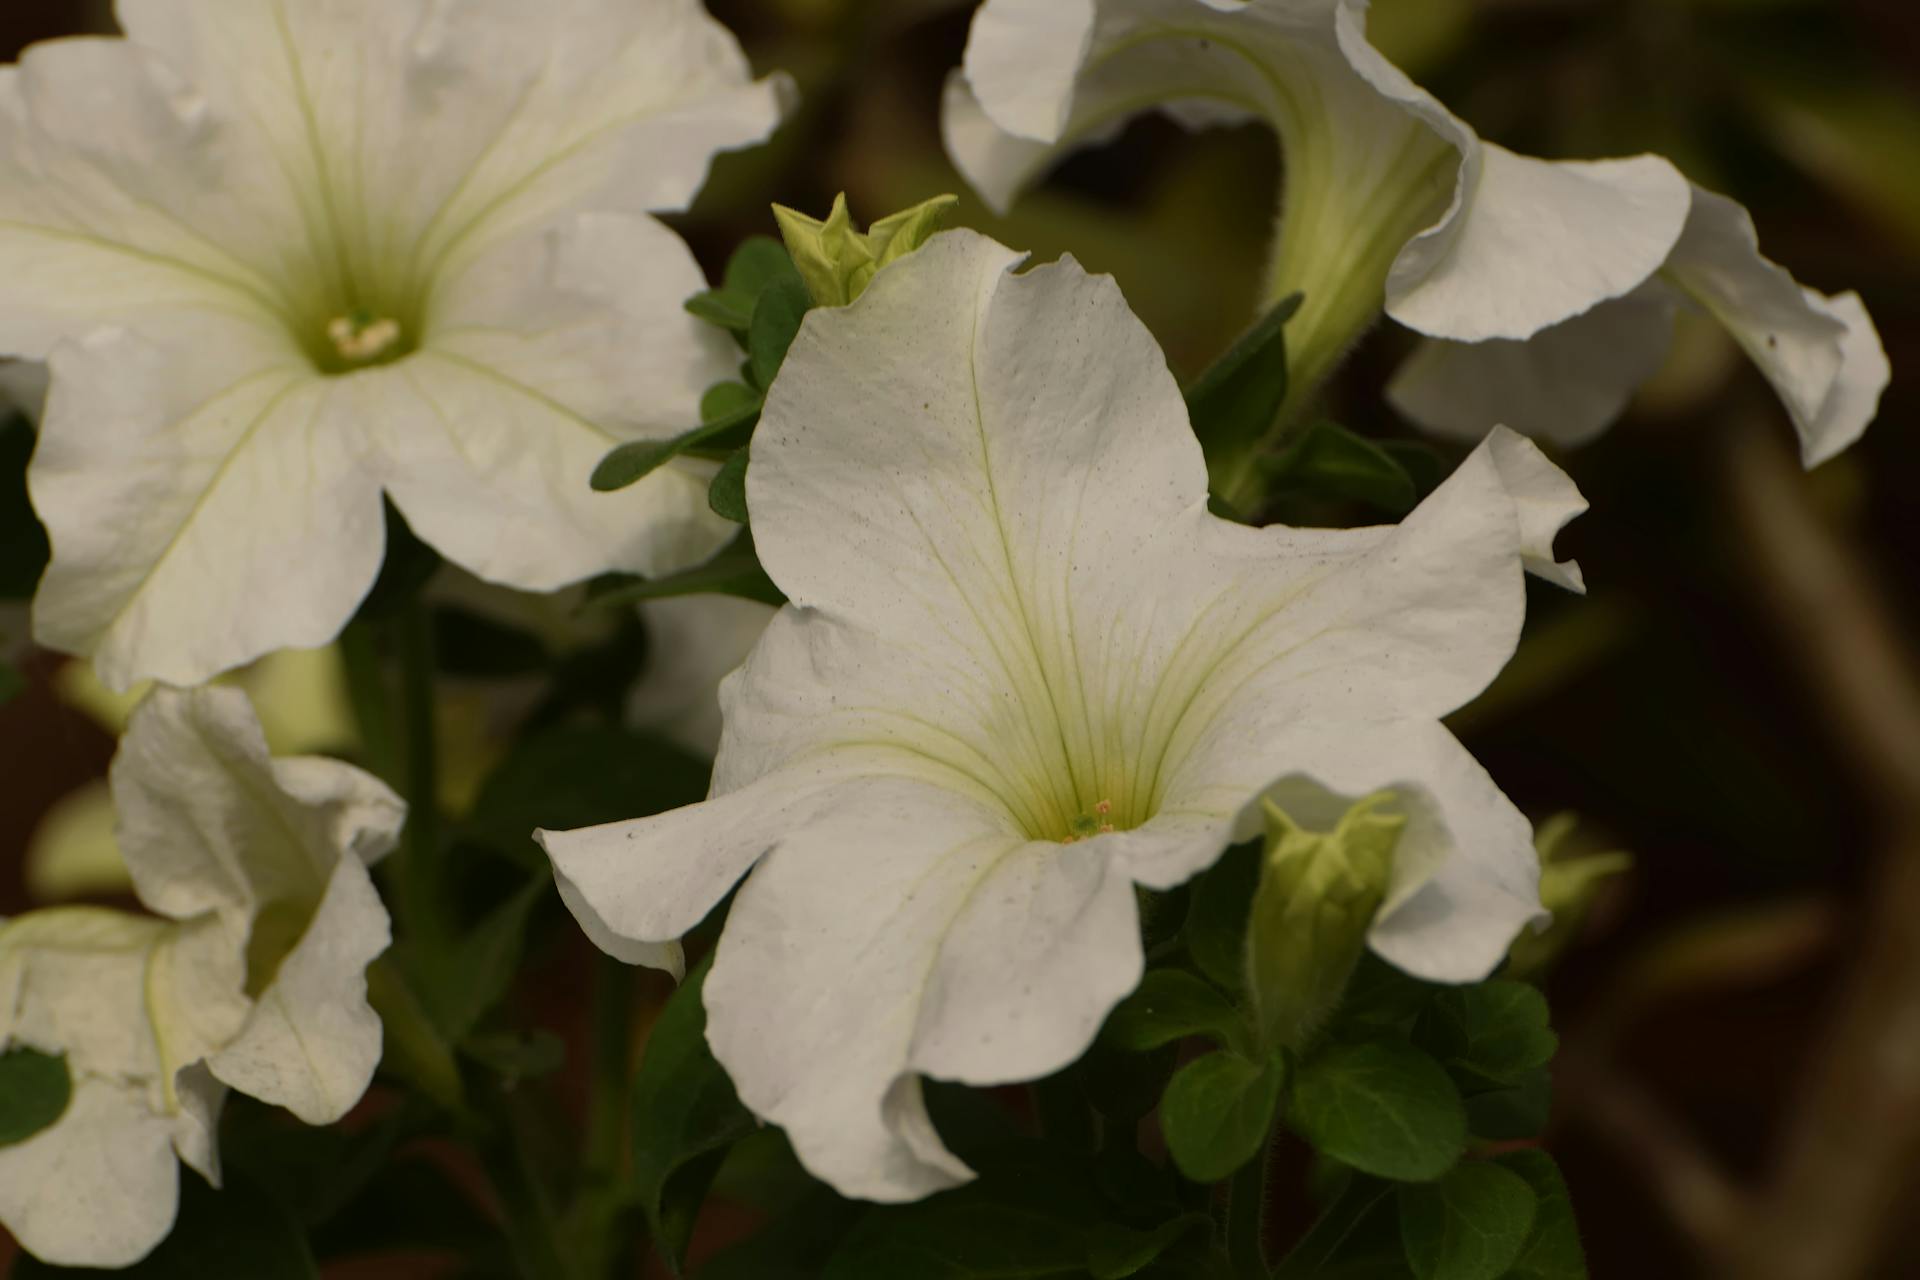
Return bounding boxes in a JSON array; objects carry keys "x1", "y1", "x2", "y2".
[{"x1": 1496, "y1": 1150, "x2": 1588, "y2": 1279}]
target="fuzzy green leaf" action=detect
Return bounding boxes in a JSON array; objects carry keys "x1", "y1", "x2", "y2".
[
  {"x1": 1160, "y1": 1050, "x2": 1285, "y2": 1183},
  {"x1": 1102, "y1": 969, "x2": 1246, "y2": 1055},
  {"x1": 1397, "y1": 1162, "x2": 1537, "y2": 1280},
  {"x1": 1290, "y1": 1041, "x2": 1466, "y2": 1182}
]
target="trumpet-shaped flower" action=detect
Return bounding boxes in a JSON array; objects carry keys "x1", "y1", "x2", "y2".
[
  {"x1": 1, "y1": 0, "x2": 791, "y2": 690},
  {"x1": 943, "y1": 0, "x2": 1887, "y2": 476},
  {"x1": 0, "y1": 686, "x2": 403, "y2": 1267},
  {"x1": 541, "y1": 230, "x2": 1584, "y2": 1202}
]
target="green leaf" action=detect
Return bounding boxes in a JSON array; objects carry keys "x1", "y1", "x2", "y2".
[
  {"x1": 585, "y1": 530, "x2": 786, "y2": 610},
  {"x1": 1397, "y1": 1162, "x2": 1537, "y2": 1280},
  {"x1": 0, "y1": 414, "x2": 48, "y2": 600},
  {"x1": 365, "y1": 957, "x2": 466, "y2": 1113},
  {"x1": 747, "y1": 276, "x2": 814, "y2": 390},
  {"x1": 1290, "y1": 1041, "x2": 1466, "y2": 1182},
  {"x1": 590, "y1": 413, "x2": 757, "y2": 492},
  {"x1": 1329, "y1": 955, "x2": 1438, "y2": 1038},
  {"x1": 632, "y1": 955, "x2": 759, "y2": 1272},
  {"x1": 1102, "y1": 969, "x2": 1246, "y2": 1055},
  {"x1": 700, "y1": 1187, "x2": 864, "y2": 1280},
  {"x1": 405, "y1": 874, "x2": 550, "y2": 1038},
  {"x1": 1159, "y1": 1051, "x2": 1284, "y2": 1183},
  {"x1": 0, "y1": 1048, "x2": 70, "y2": 1147},
  {"x1": 1080, "y1": 1042, "x2": 1178, "y2": 1128},
  {"x1": 1463, "y1": 1069, "x2": 1551, "y2": 1143},
  {"x1": 463, "y1": 1028, "x2": 566, "y2": 1084},
  {"x1": 13, "y1": 1172, "x2": 318, "y2": 1278},
  {"x1": 1184, "y1": 841, "x2": 1259, "y2": 993},
  {"x1": 1265, "y1": 422, "x2": 1419, "y2": 516},
  {"x1": 1421, "y1": 982, "x2": 1558, "y2": 1090},
  {"x1": 1496, "y1": 1150, "x2": 1587, "y2": 1280},
  {"x1": 1185, "y1": 293, "x2": 1301, "y2": 502},
  {"x1": 709, "y1": 447, "x2": 750, "y2": 523},
  {"x1": 701, "y1": 380, "x2": 764, "y2": 430},
  {"x1": 686, "y1": 236, "x2": 804, "y2": 337}
]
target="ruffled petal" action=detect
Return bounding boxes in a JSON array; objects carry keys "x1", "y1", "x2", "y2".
[
  {"x1": 703, "y1": 776, "x2": 1136, "y2": 1201},
  {"x1": 207, "y1": 855, "x2": 391, "y2": 1125},
  {"x1": 1663, "y1": 186, "x2": 1889, "y2": 467}
]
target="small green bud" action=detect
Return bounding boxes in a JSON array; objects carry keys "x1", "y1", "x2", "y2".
[
  {"x1": 772, "y1": 192, "x2": 960, "y2": 308},
  {"x1": 1245, "y1": 791, "x2": 1404, "y2": 1054},
  {"x1": 1505, "y1": 813, "x2": 1631, "y2": 979}
]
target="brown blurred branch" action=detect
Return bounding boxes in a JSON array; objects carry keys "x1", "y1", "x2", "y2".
[
  {"x1": 1562, "y1": 416, "x2": 1920, "y2": 1278},
  {"x1": 1717, "y1": 418, "x2": 1920, "y2": 1280}
]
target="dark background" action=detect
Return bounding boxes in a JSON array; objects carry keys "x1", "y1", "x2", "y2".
[{"x1": 3, "y1": 1, "x2": 1917, "y2": 1276}]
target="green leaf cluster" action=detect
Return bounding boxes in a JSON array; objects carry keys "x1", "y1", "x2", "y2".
[{"x1": 592, "y1": 236, "x2": 819, "y2": 527}]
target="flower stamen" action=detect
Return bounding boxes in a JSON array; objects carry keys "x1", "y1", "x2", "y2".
[
  {"x1": 327, "y1": 309, "x2": 404, "y2": 365},
  {"x1": 1062, "y1": 798, "x2": 1117, "y2": 843}
]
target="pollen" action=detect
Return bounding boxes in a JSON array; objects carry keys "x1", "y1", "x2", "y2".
[
  {"x1": 327, "y1": 310, "x2": 404, "y2": 364},
  {"x1": 1062, "y1": 799, "x2": 1117, "y2": 843}
]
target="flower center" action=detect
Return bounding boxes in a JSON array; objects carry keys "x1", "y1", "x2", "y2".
[
  {"x1": 323, "y1": 308, "x2": 409, "y2": 371},
  {"x1": 1060, "y1": 799, "x2": 1117, "y2": 844}
]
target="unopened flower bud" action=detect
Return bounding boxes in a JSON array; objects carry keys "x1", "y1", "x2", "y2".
[
  {"x1": 773, "y1": 192, "x2": 959, "y2": 307},
  {"x1": 1505, "y1": 813, "x2": 1631, "y2": 979},
  {"x1": 1245, "y1": 791, "x2": 1404, "y2": 1053}
]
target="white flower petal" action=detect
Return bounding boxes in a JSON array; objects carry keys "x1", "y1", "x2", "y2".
[
  {"x1": 207, "y1": 855, "x2": 390, "y2": 1125},
  {"x1": 0, "y1": 40, "x2": 305, "y2": 358},
  {"x1": 115, "y1": 0, "x2": 790, "y2": 275},
  {"x1": 1387, "y1": 145, "x2": 1693, "y2": 343},
  {"x1": 384, "y1": 211, "x2": 736, "y2": 588},
  {"x1": 1387, "y1": 287, "x2": 1678, "y2": 450},
  {"x1": 0, "y1": 1078, "x2": 190, "y2": 1269},
  {"x1": 628, "y1": 595, "x2": 777, "y2": 757},
  {"x1": 110, "y1": 686, "x2": 403, "y2": 934},
  {"x1": 28, "y1": 326, "x2": 383, "y2": 691},
  {"x1": 1663, "y1": 186, "x2": 1889, "y2": 467},
  {"x1": 705, "y1": 776, "x2": 1139, "y2": 1201}
]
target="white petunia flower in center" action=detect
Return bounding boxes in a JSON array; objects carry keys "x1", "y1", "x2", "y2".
[
  {"x1": 0, "y1": 685, "x2": 403, "y2": 1268},
  {"x1": 943, "y1": 0, "x2": 1888, "y2": 489},
  {"x1": 0, "y1": 0, "x2": 791, "y2": 690},
  {"x1": 541, "y1": 230, "x2": 1586, "y2": 1202}
]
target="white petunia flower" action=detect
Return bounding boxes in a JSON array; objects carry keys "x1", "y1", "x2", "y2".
[
  {"x1": 628, "y1": 595, "x2": 778, "y2": 758},
  {"x1": 540, "y1": 230, "x2": 1584, "y2": 1203},
  {"x1": 942, "y1": 0, "x2": 1887, "y2": 474},
  {"x1": 0, "y1": 685, "x2": 403, "y2": 1268},
  {"x1": 0, "y1": 0, "x2": 792, "y2": 690}
]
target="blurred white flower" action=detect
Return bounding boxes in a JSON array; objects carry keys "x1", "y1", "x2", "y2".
[
  {"x1": 628, "y1": 595, "x2": 777, "y2": 758},
  {"x1": 0, "y1": 686, "x2": 403, "y2": 1268},
  {"x1": 0, "y1": 0, "x2": 792, "y2": 689},
  {"x1": 541, "y1": 231, "x2": 1583, "y2": 1202},
  {"x1": 944, "y1": 0, "x2": 1887, "y2": 470}
]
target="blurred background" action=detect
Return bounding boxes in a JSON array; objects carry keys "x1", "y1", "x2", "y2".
[{"x1": 3, "y1": 0, "x2": 1916, "y2": 1276}]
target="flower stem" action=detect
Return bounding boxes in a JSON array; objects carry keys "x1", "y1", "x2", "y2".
[
  {"x1": 339, "y1": 620, "x2": 398, "y2": 784},
  {"x1": 586, "y1": 956, "x2": 636, "y2": 1182},
  {"x1": 397, "y1": 594, "x2": 444, "y2": 945},
  {"x1": 1227, "y1": 1144, "x2": 1272, "y2": 1279}
]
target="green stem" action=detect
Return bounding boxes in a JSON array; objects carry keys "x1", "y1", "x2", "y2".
[
  {"x1": 1227, "y1": 1145, "x2": 1272, "y2": 1279},
  {"x1": 397, "y1": 595, "x2": 444, "y2": 944},
  {"x1": 586, "y1": 957, "x2": 636, "y2": 1182},
  {"x1": 480, "y1": 1094, "x2": 578, "y2": 1280},
  {"x1": 339, "y1": 621, "x2": 398, "y2": 784}
]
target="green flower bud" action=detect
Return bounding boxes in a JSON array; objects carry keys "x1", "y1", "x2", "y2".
[
  {"x1": 772, "y1": 192, "x2": 960, "y2": 307},
  {"x1": 1505, "y1": 813, "x2": 1631, "y2": 980},
  {"x1": 1245, "y1": 791, "x2": 1404, "y2": 1054}
]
